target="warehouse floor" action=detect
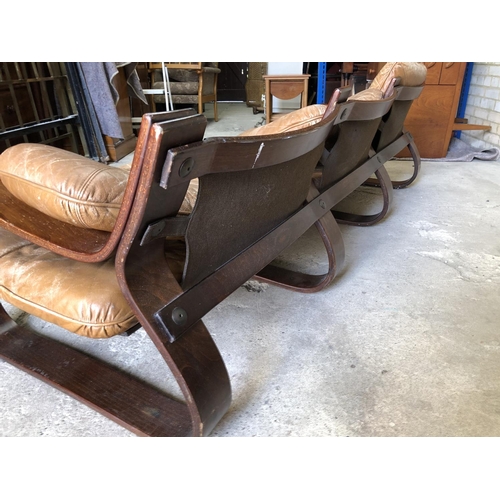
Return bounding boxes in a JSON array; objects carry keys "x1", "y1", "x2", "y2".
[{"x1": 1, "y1": 102, "x2": 499, "y2": 437}]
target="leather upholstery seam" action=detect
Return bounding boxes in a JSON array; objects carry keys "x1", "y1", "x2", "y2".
[
  {"x1": 0, "y1": 171, "x2": 124, "y2": 207},
  {"x1": 0, "y1": 285, "x2": 137, "y2": 330}
]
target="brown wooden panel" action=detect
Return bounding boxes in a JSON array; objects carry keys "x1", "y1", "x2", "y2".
[
  {"x1": 398, "y1": 85, "x2": 455, "y2": 158},
  {"x1": 439, "y1": 62, "x2": 463, "y2": 85},
  {"x1": 269, "y1": 80, "x2": 305, "y2": 100},
  {"x1": 439, "y1": 62, "x2": 465, "y2": 85},
  {"x1": 424, "y1": 62, "x2": 442, "y2": 85}
]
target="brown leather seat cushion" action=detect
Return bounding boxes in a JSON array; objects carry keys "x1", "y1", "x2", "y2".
[
  {"x1": 0, "y1": 143, "x2": 199, "y2": 229},
  {"x1": 0, "y1": 227, "x2": 138, "y2": 338},
  {"x1": 0, "y1": 144, "x2": 201, "y2": 338}
]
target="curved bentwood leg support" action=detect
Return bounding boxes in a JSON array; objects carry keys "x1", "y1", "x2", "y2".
[
  {"x1": 116, "y1": 239, "x2": 232, "y2": 437},
  {"x1": 255, "y1": 186, "x2": 346, "y2": 293},
  {"x1": 332, "y1": 165, "x2": 393, "y2": 227},
  {"x1": 391, "y1": 134, "x2": 421, "y2": 189},
  {"x1": 364, "y1": 130, "x2": 421, "y2": 190},
  {"x1": 0, "y1": 300, "x2": 204, "y2": 437},
  {"x1": 111, "y1": 116, "x2": 232, "y2": 437}
]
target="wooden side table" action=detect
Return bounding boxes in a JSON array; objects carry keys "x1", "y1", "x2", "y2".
[{"x1": 263, "y1": 74, "x2": 310, "y2": 123}]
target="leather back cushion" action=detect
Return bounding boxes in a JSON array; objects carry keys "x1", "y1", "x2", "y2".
[
  {"x1": 347, "y1": 88, "x2": 384, "y2": 101},
  {"x1": 239, "y1": 104, "x2": 327, "y2": 136},
  {"x1": 371, "y1": 62, "x2": 427, "y2": 95},
  {"x1": 0, "y1": 143, "x2": 199, "y2": 229},
  {"x1": 0, "y1": 144, "x2": 129, "y2": 231}
]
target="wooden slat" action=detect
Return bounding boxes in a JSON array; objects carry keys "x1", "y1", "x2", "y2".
[
  {"x1": 0, "y1": 181, "x2": 110, "y2": 256},
  {"x1": 452, "y1": 123, "x2": 491, "y2": 131}
]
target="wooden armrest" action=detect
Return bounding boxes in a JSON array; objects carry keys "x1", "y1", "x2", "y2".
[{"x1": 0, "y1": 182, "x2": 109, "y2": 258}]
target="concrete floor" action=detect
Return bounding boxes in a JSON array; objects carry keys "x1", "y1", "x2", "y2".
[{"x1": 1, "y1": 102, "x2": 500, "y2": 437}]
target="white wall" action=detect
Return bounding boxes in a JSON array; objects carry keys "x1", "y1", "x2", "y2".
[
  {"x1": 267, "y1": 62, "x2": 303, "y2": 112},
  {"x1": 461, "y1": 62, "x2": 500, "y2": 150}
]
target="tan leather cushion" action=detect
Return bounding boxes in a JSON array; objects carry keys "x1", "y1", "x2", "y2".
[
  {"x1": 239, "y1": 104, "x2": 327, "y2": 137},
  {"x1": 347, "y1": 88, "x2": 384, "y2": 101},
  {"x1": 0, "y1": 144, "x2": 129, "y2": 231},
  {"x1": 370, "y1": 62, "x2": 427, "y2": 95},
  {"x1": 0, "y1": 227, "x2": 138, "y2": 338},
  {"x1": 0, "y1": 143, "x2": 199, "y2": 229}
]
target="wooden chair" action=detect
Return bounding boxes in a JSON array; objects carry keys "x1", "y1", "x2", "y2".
[
  {"x1": 316, "y1": 86, "x2": 398, "y2": 227},
  {"x1": 239, "y1": 85, "x2": 399, "y2": 296},
  {"x1": 0, "y1": 104, "x2": 352, "y2": 436},
  {"x1": 365, "y1": 62, "x2": 427, "y2": 190},
  {"x1": 223, "y1": 82, "x2": 420, "y2": 291},
  {"x1": 312, "y1": 63, "x2": 427, "y2": 228},
  {"x1": 150, "y1": 63, "x2": 220, "y2": 121}
]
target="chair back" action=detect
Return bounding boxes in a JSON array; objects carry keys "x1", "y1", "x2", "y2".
[
  {"x1": 369, "y1": 62, "x2": 427, "y2": 152},
  {"x1": 318, "y1": 91, "x2": 395, "y2": 190},
  {"x1": 159, "y1": 111, "x2": 338, "y2": 289}
]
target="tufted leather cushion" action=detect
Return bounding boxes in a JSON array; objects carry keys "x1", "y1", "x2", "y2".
[
  {"x1": 0, "y1": 144, "x2": 130, "y2": 231},
  {"x1": 0, "y1": 143, "x2": 199, "y2": 228},
  {"x1": 239, "y1": 104, "x2": 327, "y2": 137},
  {"x1": 370, "y1": 62, "x2": 427, "y2": 96},
  {"x1": 347, "y1": 88, "x2": 384, "y2": 101},
  {"x1": 0, "y1": 228, "x2": 138, "y2": 338}
]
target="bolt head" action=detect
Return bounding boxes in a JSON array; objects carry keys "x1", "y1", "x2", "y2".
[
  {"x1": 172, "y1": 307, "x2": 188, "y2": 326},
  {"x1": 179, "y1": 157, "x2": 194, "y2": 178}
]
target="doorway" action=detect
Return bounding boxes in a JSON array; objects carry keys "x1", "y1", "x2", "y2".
[{"x1": 217, "y1": 63, "x2": 248, "y2": 101}]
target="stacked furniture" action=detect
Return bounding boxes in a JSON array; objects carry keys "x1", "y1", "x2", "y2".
[{"x1": 150, "y1": 62, "x2": 221, "y2": 121}]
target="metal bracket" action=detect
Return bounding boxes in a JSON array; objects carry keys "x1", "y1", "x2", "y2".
[{"x1": 140, "y1": 217, "x2": 189, "y2": 246}]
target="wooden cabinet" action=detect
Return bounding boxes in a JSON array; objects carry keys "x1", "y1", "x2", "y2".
[{"x1": 398, "y1": 62, "x2": 466, "y2": 158}]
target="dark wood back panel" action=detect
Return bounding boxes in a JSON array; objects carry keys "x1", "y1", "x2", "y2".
[{"x1": 182, "y1": 143, "x2": 324, "y2": 288}]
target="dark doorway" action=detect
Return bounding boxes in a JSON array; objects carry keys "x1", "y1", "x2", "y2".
[{"x1": 217, "y1": 62, "x2": 248, "y2": 101}]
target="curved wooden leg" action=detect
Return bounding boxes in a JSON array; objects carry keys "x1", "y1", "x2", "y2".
[
  {"x1": 391, "y1": 136, "x2": 421, "y2": 189},
  {"x1": 255, "y1": 185, "x2": 345, "y2": 293},
  {"x1": 0, "y1": 240, "x2": 232, "y2": 437},
  {"x1": 116, "y1": 238, "x2": 232, "y2": 437},
  {"x1": 364, "y1": 131, "x2": 421, "y2": 189},
  {"x1": 332, "y1": 165, "x2": 393, "y2": 227},
  {"x1": 255, "y1": 210, "x2": 345, "y2": 293}
]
